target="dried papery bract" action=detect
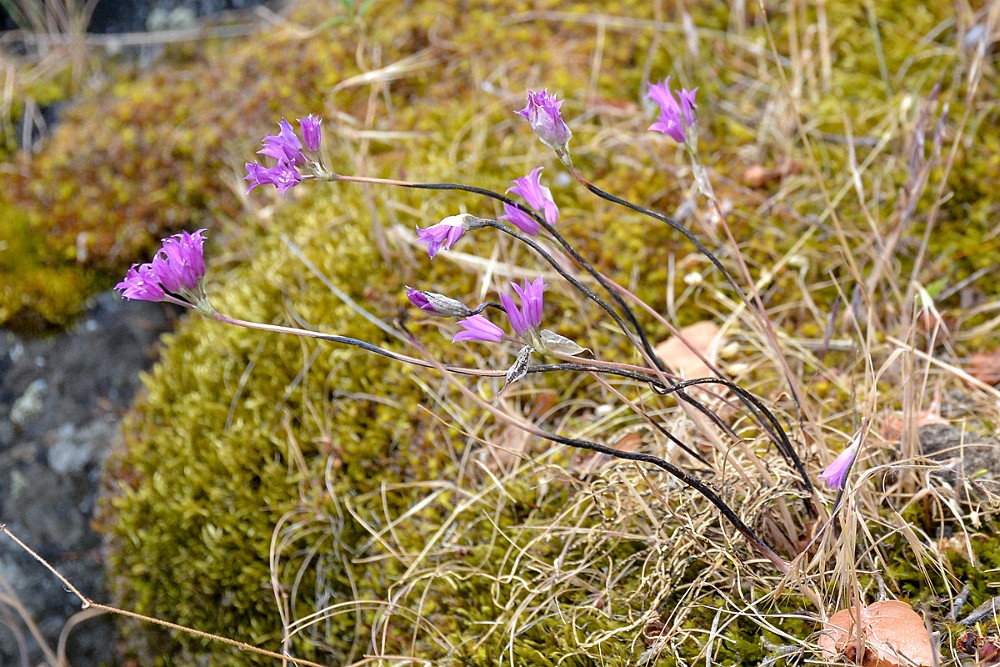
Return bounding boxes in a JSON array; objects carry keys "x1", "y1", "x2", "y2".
[{"x1": 818, "y1": 601, "x2": 935, "y2": 667}]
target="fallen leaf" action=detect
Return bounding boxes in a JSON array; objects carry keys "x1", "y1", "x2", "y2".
[
  {"x1": 968, "y1": 349, "x2": 1000, "y2": 386},
  {"x1": 654, "y1": 321, "x2": 726, "y2": 379},
  {"x1": 818, "y1": 601, "x2": 934, "y2": 667}
]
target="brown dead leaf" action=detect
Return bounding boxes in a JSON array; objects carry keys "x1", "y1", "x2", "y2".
[
  {"x1": 818, "y1": 601, "x2": 934, "y2": 667},
  {"x1": 654, "y1": 321, "x2": 726, "y2": 379},
  {"x1": 968, "y1": 349, "x2": 1000, "y2": 386},
  {"x1": 882, "y1": 407, "x2": 948, "y2": 440},
  {"x1": 740, "y1": 157, "x2": 800, "y2": 188}
]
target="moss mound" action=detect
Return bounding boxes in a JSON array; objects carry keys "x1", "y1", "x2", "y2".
[{"x1": 98, "y1": 0, "x2": 1000, "y2": 665}]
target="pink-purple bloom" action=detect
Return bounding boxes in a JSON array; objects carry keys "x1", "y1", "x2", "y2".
[
  {"x1": 245, "y1": 115, "x2": 323, "y2": 195},
  {"x1": 517, "y1": 90, "x2": 572, "y2": 151},
  {"x1": 819, "y1": 442, "x2": 859, "y2": 489},
  {"x1": 647, "y1": 77, "x2": 698, "y2": 143},
  {"x1": 453, "y1": 314, "x2": 505, "y2": 343},
  {"x1": 500, "y1": 167, "x2": 558, "y2": 235},
  {"x1": 116, "y1": 264, "x2": 167, "y2": 302},
  {"x1": 299, "y1": 115, "x2": 322, "y2": 152},
  {"x1": 116, "y1": 229, "x2": 208, "y2": 303},
  {"x1": 416, "y1": 215, "x2": 468, "y2": 258},
  {"x1": 501, "y1": 277, "x2": 546, "y2": 337}
]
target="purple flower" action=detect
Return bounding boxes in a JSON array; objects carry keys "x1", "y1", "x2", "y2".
[
  {"x1": 258, "y1": 118, "x2": 306, "y2": 165},
  {"x1": 116, "y1": 263, "x2": 166, "y2": 302},
  {"x1": 647, "y1": 77, "x2": 698, "y2": 143},
  {"x1": 819, "y1": 443, "x2": 858, "y2": 489},
  {"x1": 416, "y1": 215, "x2": 468, "y2": 258},
  {"x1": 299, "y1": 115, "x2": 322, "y2": 152},
  {"x1": 406, "y1": 287, "x2": 473, "y2": 317},
  {"x1": 500, "y1": 167, "x2": 558, "y2": 236},
  {"x1": 245, "y1": 115, "x2": 323, "y2": 195},
  {"x1": 152, "y1": 229, "x2": 207, "y2": 292},
  {"x1": 500, "y1": 203, "x2": 540, "y2": 236},
  {"x1": 453, "y1": 314, "x2": 505, "y2": 343},
  {"x1": 500, "y1": 277, "x2": 546, "y2": 337},
  {"x1": 516, "y1": 90, "x2": 572, "y2": 151},
  {"x1": 244, "y1": 161, "x2": 302, "y2": 195}
]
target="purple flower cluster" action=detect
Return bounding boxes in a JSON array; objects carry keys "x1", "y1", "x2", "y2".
[
  {"x1": 245, "y1": 115, "x2": 322, "y2": 195},
  {"x1": 453, "y1": 277, "x2": 546, "y2": 344},
  {"x1": 647, "y1": 78, "x2": 698, "y2": 144},
  {"x1": 500, "y1": 168, "x2": 559, "y2": 236},
  {"x1": 517, "y1": 90, "x2": 572, "y2": 151},
  {"x1": 116, "y1": 230, "x2": 207, "y2": 303}
]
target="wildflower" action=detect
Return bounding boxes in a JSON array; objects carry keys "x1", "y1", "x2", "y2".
[
  {"x1": 244, "y1": 115, "x2": 323, "y2": 195},
  {"x1": 244, "y1": 161, "x2": 302, "y2": 195},
  {"x1": 299, "y1": 115, "x2": 322, "y2": 152},
  {"x1": 116, "y1": 230, "x2": 208, "y2": 305},
  {"x1": 151, "y1": 229, "x2": 207, "y2": 292},
  {"x1": 501, "y1": 277, "x2": 546, "y2": 338},
  {"x1": 647, "y1": 77, "x2": 698, "y2": 144},
  {"x1": 453, "y1": 314, "x2": 505, "y2": 343},
  {"x1": 819, "y1": 439, "x2": 860, "y2": 489},
  {"x1": 416, "y1": 214, "x2": 485, "y2": 258},
  {"x1": 516, "y1": 90, "x2": 572, "y2": 152},
  {"x1": 258, "y1": 118, "x2": 306, "y2": 165},
  {"x1": 406, "y1": 287, "x2": 474, "y2": 318},
  {"x1": 500, "y1": 167, "x2": 558, "y2": 235},
  {"x1": 116, "y1": 264, "x2": 166, "y2": 302}
]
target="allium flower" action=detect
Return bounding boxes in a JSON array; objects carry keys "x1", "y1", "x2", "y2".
[
  {"x1": 116, "y1": 230, "x2": 208, "y2": 304},
  {"x1": 647, "y1": 77, "x2": 698, "y2": 144},
  {"x1": 416, "y1": 214, "x2": 470, "y2": 258},
  {"x1": 500, "y1": 167, "x2": 558, "y2": 235},
  {"x1": 516, "y1": 90, "x2": 572, "y2": 152},
  {"x1": 244, "y1": 116, "x2": 323, "y2": 195},
  {"x1": 406, "y1": 287, "x2": 474, "y2": 318},
  {"x1": 501, "y1": 277, "x2": 546, "y2": 337},
  {"x1": 244, "y1": 161, "x2": 302, "y2": 195},
  {"x1": 453, "y1": 314, "x2": 505, "y2": 343},
  {"x1": 299, "y1": 115, "x2": 322, "y2": 152},
  {"x1": 500, "y1": 204, "x2": 540, "y2": 236},
  {"x1": 819, "y1": 440, "x2": 859, "y2": 489},
  {"x1": 151, "y1": 229, "x2": 207, "y2": 292},
  {"x1": 116, "y1": 263, "x2": 167, "y2": 302}
]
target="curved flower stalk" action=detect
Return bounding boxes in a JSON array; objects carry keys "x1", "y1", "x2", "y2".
[
  {"x1": 116, "y1": 230, "x2": 210, "y2": 311},
  {"x1": 244, "y1": 115, "x2": 324, "y2": 195}
]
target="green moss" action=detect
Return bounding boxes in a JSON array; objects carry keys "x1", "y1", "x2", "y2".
[{"x1": 94, "y1": 0, "x2": 1000, "y2": 664}]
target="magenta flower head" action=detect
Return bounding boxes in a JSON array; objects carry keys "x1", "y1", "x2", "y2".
[
  {"x1": 517, "y1": 90, "x2": 572, "y2": 152},
  {"x1": 245, "y1": 115, "x2": 323, "y2": 196},
  {"x1": 116, "y1": 229, "x2": 208, "y2": 305},
  {"x1": 151, "y1": 229, "x2": 207, "y2": 292},
  {"x1": 406, "y1": 286, "x2": 474, "y2": 318},
  {"x1": 244, "y1": 161, "x2": 302, "y2": 195},
  {"x1": 116, "y1": 263, "x2": 167, "y2": 302},
  {"x1": 647, "y1": 77, "x2": 698, "y2": 144},
  {"x1": 453, "y1": 314, "x2": 505, "y2": 343},
  {"x1": 500, "y1": 167, "x2": 559, "y2": 236},
  {"x1": 500, "y1": 277, "x2": 546, "y2": 337},
  {"x1": 819, "y1": 439, "x2": 860, "y2": 489}
]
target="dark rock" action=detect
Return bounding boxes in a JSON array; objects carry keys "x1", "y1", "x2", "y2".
[{"x1": 0, "y1": 293, "x2": 178, "y2": 666}]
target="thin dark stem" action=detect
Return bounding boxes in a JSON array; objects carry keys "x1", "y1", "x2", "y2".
[
  {"x1": 566, "y1": 167, "x2": 746, "y2": 303},
  {"x1": 328, "y1": 173, "x2": 810, "y2": 493}
]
